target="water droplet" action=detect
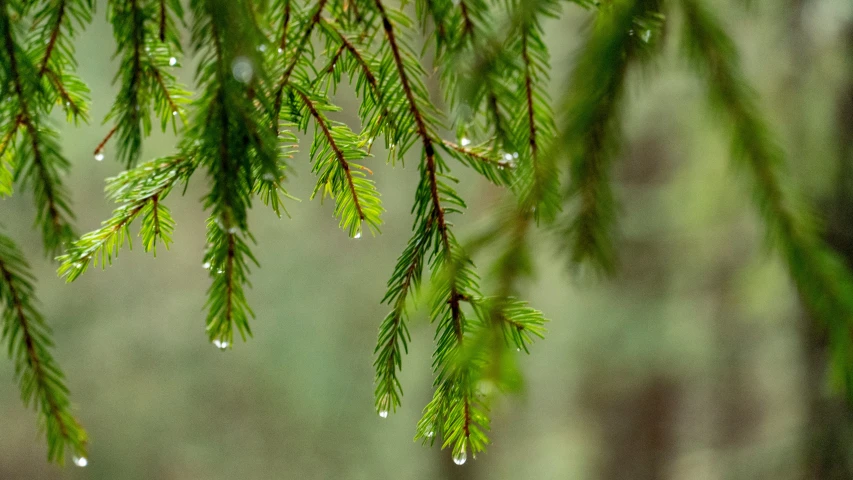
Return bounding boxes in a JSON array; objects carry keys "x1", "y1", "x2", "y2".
[
  {"x1": 227, "y1": 227, "x2": 238, "y2": 234},
  {"x1": 512, "y1": 152, "x2": 519, "y2": 159},
  {"x1": 641, "y1": 29, "x2": 651, "y2": 43},
  {"x1": 460, "y1": 137, "x2": 471, "y2": 147},
  {"x1": 262, "y1": 172, "x2": 275, "y2": 181},
  {"x1": 145, "y1": 46, "x2": 150, "y2": 52},
  {"x1": 202, "y1": 262, "x2": 211, "y2": 269},
  {"x1": 277, "y1": 47, "x2": 284, "y2": 54},
  {"x1": 172, "y1": 110, "x2": 178, "y2": 116},
  {"x1": 257, "y1": 44, "x2": 267, "y2": 52},
  {"x1": 503, "y1": 153, "x2": 513, "y2": 161},
  {"x1": 169, "y1": 56, "x2": 177, "y2": 66},
  {"x1": 231, "y1": 56, "x2": 254, "y2": 83},
  {"x1": 367, "y1": 137, "x2": 374, "y2": 146},
  {"x1": 354, "y1": 231, "x2": 362, "y2": 239},
  {"x1": 453, "y1": 449, "x2": 467, "y2": 465},
  {"x1": 65, "y1": 101, "x2": 70, "y2": 107},
  {"x1": 94, "y1": 152, "x2": 104, "y2": 162},
  {"x1": 212, "y1": 339, "x2": 229, "y2": 350},
  {"x1": 378, "y1": 409, "x2": 388, "y2": 418},
  {"x1": 73, "y1": 456, "x2": 87, "y2": 467},
  {"x1": 516, "y1": 348, "x2": 521, "y2": 352}
]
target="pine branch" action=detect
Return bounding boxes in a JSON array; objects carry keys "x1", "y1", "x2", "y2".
[
  {"x1": 0, "y1": 6, "x2": 75, "y2": 256},
  {"x1": 680, "y1": 0, "x2": 853, "y2": 398},
  {"x1": 0, "y1": 234, "x2": 87, "y2": 465},
  {"x1": 272, "y1": 0, "x2": 327, "y2": 125},
  {"x1": 57, "y1": 156, "x2": 192, "y2": 281},
  {"x1": 104, "y1": 0, "x2": 188, "y2": 166},
  {"x1": 370, "y1": 0, "x2": 489, "y2": 460},
  {"x1": 560, "y1": 0, "x2": 662, "y2": 274},
  {"x1": 190, "y1": 0, "x2": 279, "y2": 346},
  {"x1": 30, "y1": 0, "x2": 93, "y2": 124},
  {"x1": 293, "y1": 86, "x2": 382, "y2": 237}
]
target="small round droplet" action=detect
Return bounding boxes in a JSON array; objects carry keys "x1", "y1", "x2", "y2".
[
  {"x1": 202, "y1": 261, "x2": 211, "y2": 270},
  {"x1": 212, "y1": 339, "x2": 229, "y2": 350},
  {"x1": 172, "y1": 110, "x2": 178, "y2": 116},
  {"x1": 512, "y1": 152, "x2": 519, "y2": 159},
  {"x1": 503, "y1": 153, "x2": 513, "y2": 161},
  {"x1": 277, "y1": 47, "x2": 284, "y2": 54},
  {"x1": 262, "y1": 172, "x2": 275, "y2": 181},
  {"x1": 231, "y1": 56, "x2": 254, "y2": 83},
  {"x1": 452, "y1": 450, "x2": 467, "y2": 465},
  {"x1": 169, "y1": 56, "x2": 177, "y2": 66},
  {"x1": 378, "y1": 409, "x2": 388, "y2": 418},
  {"x1": 73, "y1": 456, "x2": 88, "y2": 467},
  {"x1": 258, "y1": 44, "x2": 267, "y2": 52},
  {"x1": 354, "y1": 231, "x2": 362, "y2": 239},
  {"x1": 94, "y1": 152, "x2": 104, "y2": 162},
  {"x1": 460, "y1": 137, "x2": 471, "y2": 147}
]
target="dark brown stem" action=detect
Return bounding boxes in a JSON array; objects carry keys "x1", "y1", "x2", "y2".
[
  {"x1": 521, "y1": 34, "x2": 538, "y2": 159},
  {"x1": 38, "y1": 0, "x2": 66, "y2": 75},
  {"x1": 94, "y1": 125, "x2": 117, "y2": 155},
  {"x1": 158, "y1": 0, "x2": 166, "y2": 41}
]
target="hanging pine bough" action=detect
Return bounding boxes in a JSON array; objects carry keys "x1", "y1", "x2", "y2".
[{"x1": 0, "y1": 0, "x2": 851, "y2": 467}]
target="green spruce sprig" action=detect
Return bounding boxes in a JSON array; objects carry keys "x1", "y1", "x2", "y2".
[
  {"x1": 102, "y1": 0, "x2": 189, "y2": 166},
  {"x1": 0, "y1": 234, "x2": 87, "y2": 465}
]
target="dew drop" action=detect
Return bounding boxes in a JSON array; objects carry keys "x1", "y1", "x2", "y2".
[
  {"x1": 354, "y1": 231, "x2": 362, "y2": 239},
  {"x1": 94, "y1": 152, "x2": 104, "y2": 162},
  {"x1": 262, "y1": 172, "x2": 275, "y2": 181},
  {"x1": 172, "y1": 110, "x2": 178, "y2": 116},
  {"x1": 277, "y1": 47, "x2": 284, "y2": 54},
  {"x1": 503, "y1": 153, "x2": 513, "y2": 161},
  {"x1": 202, "y1": 261, "x2": 211, "y2": 269},
  {"x1": 452, "y1": 449, "x2": 467, "y2": 465},
  {"x1": 378, "y1": 409, "x2": 388, "y2": 418},
  {"x1": 258, "y1": 44, "x2": 267, "y2": 52},
  {"x1": 169, "y1": 56, "x2": 177, "y2": 66},
  {"x1": 212, "y1": 339, "x2": 229, "y2": 350},
  {"x1": 231, "y1": 56, "x2": 254, "y2": 83},
  {"x1": 460, "y1": 137, "x2": 471, "y2": 147},
  {"x1": 512, "y1": 152, "x2": 519, "y2": 159},
  {"x1": 73, "y1": 456, "x2": 88, "y2": 467}
]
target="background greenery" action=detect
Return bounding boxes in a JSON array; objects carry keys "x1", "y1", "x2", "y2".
[{"x1": 1, "y1": 0, "x2": 853, "y2": 478}]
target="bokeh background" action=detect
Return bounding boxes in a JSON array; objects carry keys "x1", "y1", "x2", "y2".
[{"x1": 2, "y1": 0, "x2": 853, "y2": 478}]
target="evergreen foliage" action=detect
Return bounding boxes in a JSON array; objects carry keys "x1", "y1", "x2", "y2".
[{"x1": 0, "y1": 0, "x2": 851, "y2": 467}]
